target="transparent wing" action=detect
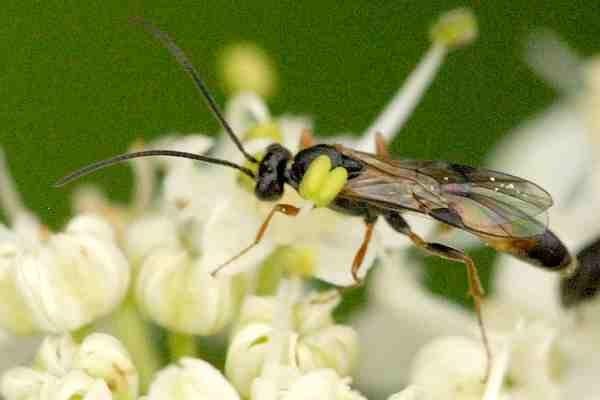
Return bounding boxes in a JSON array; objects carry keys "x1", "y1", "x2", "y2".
[{"x1": 337, "y1": 148, "x2": 552, "y2": 238}]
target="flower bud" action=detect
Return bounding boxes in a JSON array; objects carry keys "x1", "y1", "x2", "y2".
[
  {"x1": 3, "y1": 333, "x2": 138, "y2": 400},
  {"x1": 1, "y1": 367, "x2": 54, "y2": 400},
  {"x1": 52, "y1": 370, "x2": 113, "y2": 400},
  {"x1": 73, "y1": 333, "x2": 138, "y2": 400},
  {"x1": 146, "y1": 357, "x2": 240, "y2": 400},
  {"x1": 226, "y1": 291, "x2": 358, "y2": 397},
  {"x1": 34, "y1": 335, "x2": 77, "y2": 376},
  {"x1": 133, "y1": 216, "x2": 240, "y2": 335},
  {"x1": 0, "y1": 215, "x2": 129, "y2": 334}
]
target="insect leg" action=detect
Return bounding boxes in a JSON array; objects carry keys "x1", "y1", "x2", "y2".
[
  {"x1": 383, "y1": 210, "x2": 491, "y2": 379},
  {"x1": 211, "y1": 203, "x2": 300, "y2": 276},
  {"x1": 374, "y1": 132, "x2": 390, "y2": 158},
  {"x1": 299, "y1": 128, "x2": 316, "y2": 149},
  {"x1": 350, "y1": 215, "x2": 378, "y2": 285}
]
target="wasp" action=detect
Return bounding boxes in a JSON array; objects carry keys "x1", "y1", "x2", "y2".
[{"x1": 56, "y1": 18, "x2": 573, "y2": 375}]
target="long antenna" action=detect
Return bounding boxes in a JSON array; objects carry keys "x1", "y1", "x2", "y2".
[
  {"x1": 55, "y1": 150, "x2": 255, "y2": 187},
  {"x1": 131, "y1": 16, "x2": 258, "y2": 163}
]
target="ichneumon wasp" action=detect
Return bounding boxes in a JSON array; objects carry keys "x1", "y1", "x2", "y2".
[{"x1": 56, "y1": 17, "x2": 576, "y2": 378}]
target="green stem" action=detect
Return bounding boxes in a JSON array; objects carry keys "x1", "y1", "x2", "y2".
[
  {"x1": 110, "y1": 296, "x2": 161, "y2": 393},
  {"x1": 167, "y1": 332, "x2": 197, "y2": 362}
]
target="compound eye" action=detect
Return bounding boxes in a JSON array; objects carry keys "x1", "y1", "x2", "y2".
[{"x1": 255, "y1": 178, "x2": 284, "y2": 201}]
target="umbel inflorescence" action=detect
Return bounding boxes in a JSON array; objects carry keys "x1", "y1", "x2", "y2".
[{"x1": 2, "y1": 8, "x2": 600, "y2": 400}]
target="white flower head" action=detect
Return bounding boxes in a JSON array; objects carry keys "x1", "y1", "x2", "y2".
[
  {"x1": 2, "y1": 332, "x2": 137, "y2": 400},
  {"x1": 226, "y1": 289, "x2": 358, "y2": 398},
  {"x1": 145, "y1": 357, "x2": 240, "y2": 400}
]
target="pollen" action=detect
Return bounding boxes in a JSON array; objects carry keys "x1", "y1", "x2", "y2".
[{"x1": 299, "y1": 155, "x2": 348, "y2": 207}]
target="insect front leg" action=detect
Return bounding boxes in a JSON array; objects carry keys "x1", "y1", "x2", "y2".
[
  {"x1": 211, "y1": 203, "x2": 300, "y2": 276},
  {"x1": 383, "y1": 210, "x2": 492, "y2": 380}
]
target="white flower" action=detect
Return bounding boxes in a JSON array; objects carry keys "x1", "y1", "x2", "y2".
[
  {"x1": 16, "y1": 215, "x2": 129, "y2": 334},
  {"x1": 145, "y1": 357, "x2": 240, "y2": 400},
  {"x1": 251, "y1": 369, "x2": 367, "y2": 400},
  {"x1": 162, "y1": 92, "x2": 377, "y2": 286},
  {"x1": 2, "y1": 333, "x2": 137, "y2": 400},
  {"x1": 127, "y1": 214, "x2": 240, "y2": 335},
  {"x1": 353, "y1": 250, "x2": 476, "y2": 396},
  {"x1": 0, "y1": 213, "x2": 129, "y2": 335},
  {"x1": 73, "y1": 333, "x2": 139, "y2": 400},
  {"x1": 409, "y1": 336, "x2": 487, "y2": 400},
  {"x1": 226, "y1": 289, "x2": 358, "y2": 397},
  {"x1": 0, "y1": 150, "x2": 130, "y2": 336},
  {"x1": 51, "y1": 370, "x2": 113, "y2": 400},
  {"x1": 1, "y1": 367, "x2": 54, "y2": 400}
]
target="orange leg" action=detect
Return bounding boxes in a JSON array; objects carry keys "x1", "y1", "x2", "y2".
[
  {"x1": 351, "y1": 221, "x2": 376, "y2": 284},
  {"x1": 407, "y1": 231, "x2": 491, "y2": 380},
  {"x1": 211, "y1": 204, "x2": 300, "y2": 276},
  {"x1": 374, "y1": 132, "x2": 390, "y2": 158}
]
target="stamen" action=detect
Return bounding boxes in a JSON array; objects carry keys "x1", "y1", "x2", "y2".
[
  {"x1": 261, "y1": 277, "x2": 303, "y2": 386},
  {"x1": 0, "y1": 148, "x2": 26, "y2": 223},
  {"x1": 359, "y1": 8, "x2": 477, "y2": 152},
  {"x1": 482, "y1": 320, "x2": 522, "y2": 400},
  {"x1": 130, "y1": 140, "x2": 155, "y2": 215}
]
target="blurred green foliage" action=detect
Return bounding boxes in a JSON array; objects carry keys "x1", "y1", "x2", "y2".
[{"x1": 1, "y1": 0, "x2": 598, "y2": 322}]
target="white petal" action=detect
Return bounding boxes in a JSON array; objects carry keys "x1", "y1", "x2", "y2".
[
  {"x1": 147, "y1": 357, "x2": 240, "y2": 400},
  {"x1": 162, "y1": 164, "x2": 233, "y2": 224},
  {"x1": 492, "y1": 255, "x2": 562, "y2": 321},
  {"x1": 1, "y1": 367, "x2": 54, "y2": 400},
  {"x1": 387, "y1": 386, "x2": 431, "y2": 400},
  {"x1": 124, "y1": 214, "x2": 180, "y2": 265},
  {"x1": 74, "y1": 333, "x2": 138, "y2": 400},
  {"x1": 15, "y1": 216, "x2": 130, "y2": 333},
  {"x1": 226, "y1": 323, "x2": 271, "y2": 398},
  {"x1": 283, "y1": 369, "x2": 367, "y2": 400},
  {"x1": 135, "y1": 247, "x2": 237, "y2": 335},
  {"x1": 409, "y1": 336, "x2": 486, "y2": 400},
  {"x1": 52, "y1": 370, "x2": 112, "y2": 400},
  {"x1": 202, "y1": 193, "x2": 274, "y2": 276},
  {"x1": 293, "y1": 208, "x2": 376, "y2": 286},
  {"x1": 487, "y1": 102, "x2": 591, "y2": 204},
  {"x1": 0, "y1": 242, "x2": 38, "y2": 334},
  {"x1": 34, "y1": 334, "x2": 77, "y2": 376},
  {"x1": 354, "y1": 251, "x2": 475, "y2": 394}
]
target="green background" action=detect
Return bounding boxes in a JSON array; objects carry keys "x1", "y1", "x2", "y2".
[
  {"x1": 1, "y1": 0, "x2": 599, "y2": 388},
  {"x1": 3, "y1": 1, "x2": 599, "y2": 228}
]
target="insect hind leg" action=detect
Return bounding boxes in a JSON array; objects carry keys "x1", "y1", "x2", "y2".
[{"x1": 383, "y1": 210, "x2": 491, "y2": 380}]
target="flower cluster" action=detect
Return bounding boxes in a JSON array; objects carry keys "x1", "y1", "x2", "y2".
[{"x1": 2, "y1": 7, "x2": 599, "y2": 400}]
